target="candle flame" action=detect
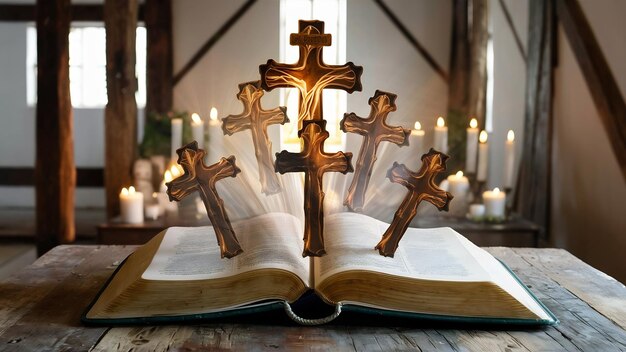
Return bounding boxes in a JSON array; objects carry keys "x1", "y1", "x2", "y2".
[
  {"x1": 469, "y1": 118, "x2": 478, "y2": 129},
  {"x1": 191, "y1": 113, "x2": 201, "y2": 124},
  {"x1": 436, "y1": 117, "x2": 445, "y2": 128},
  {"x1": 164, "y1": 170, "x2": 173, "y2": 183},
  {"x1": 120, "y1": 187, "x2": 128, "y2": 196},
  {"x1": 414, "y1": 121, "x2": 421, "y2": 130},
  {"x1": 456, "y1": 171, "x2": 464, "y2": 178},
  {"x1": 507, "y1": 130, "x2": 515, "y2": 142},
  {"x1": 152, "y1": 192, "x2": 158, "y2": 198},
  {"x1": 493, "y1": 187, "x2": 501, "y2": 194},
  {"x1": 209, "y1": 107, "x2": 218, "y2": 121},
  {"x1": 479, "y1": 130, "x2": 488, "y2": 143},
  {"x1": 128, "y1": 186, "x2": 136, "y2": 194},
  {"x1": 170, "y1": 164, "x2": 183, "y2": 178}
]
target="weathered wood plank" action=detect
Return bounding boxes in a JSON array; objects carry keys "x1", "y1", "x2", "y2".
[
  {"x1": 513, "y1": 247, "x2": 626, "y2": 330},
  {"x1": 144, "y1": 0, "x2": 173, "y2": 115},
  {"x1": 515, "y1": 0, "x2": 555, "y2": 237},
  {"x1": 556, "y1": 0, "x2": 626, "y2": 181},
  {"x1": 488, "y1": 247, "x2": 626, "y2": 351},
  {"x1": 0, "y1": 246, "x2": 135, "y2": 352},
  {"x1": 35, "y1": 0, "x2": 75, "y2": 256},
  {"x1": 104, "y1": 0, "x2": 139, "y2": 219}
]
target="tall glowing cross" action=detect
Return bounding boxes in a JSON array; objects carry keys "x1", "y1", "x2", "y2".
[
  {"x1": 167, "y1": 142, "x2": 243, "y2": 258},
  {"x1": 275, "y1": 121, "x2": 353, "y2": 257},
  {"x1": 222, "y1": 81, "x2": 289, "y2": 195},
  {"x1": 340, "y1": 90, "x2": 410, "y2": 212},
  {"x1": 259, "y1": 20, "x2": 363, "y2": 126},
  {"x1": 376, "y1": 149, "x2": 453, "y2": 257}
]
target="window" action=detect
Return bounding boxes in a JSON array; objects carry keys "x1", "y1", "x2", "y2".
[
  {"x1": 279, "y1": 0, "x2": 347, "y2": 152},
  {"x1": 26, "y1": 24, "x2": 146, "y2": 108}
]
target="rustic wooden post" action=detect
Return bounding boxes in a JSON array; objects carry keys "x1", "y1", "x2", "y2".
[
  {"x1": 515, "y1": 0, "x2": 555, "y2": 238},
  {"x1": 35, "y1": 0, "x2": 75, "y2": 255},
  {"x1": 144, "y1": 0, "x2": 172, "y2": 115},
  {"x1": 446, "y1": 0, "x2": 489, "y2": 172},
  {"x1": 104, "y1": 0, "x2": 139, "y2": 218}
]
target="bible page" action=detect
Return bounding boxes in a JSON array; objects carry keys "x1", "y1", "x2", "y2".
[
  {"x1": 142, "y1": 212, "x2": 309, "y2": 283},
  {"x1": 315, "y1": 212, "x2": 490, "y2": 284}
]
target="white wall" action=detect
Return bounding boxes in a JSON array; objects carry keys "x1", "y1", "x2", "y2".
[{"x1": 551, "y1": 0, "x2": 626, "y2": 283}]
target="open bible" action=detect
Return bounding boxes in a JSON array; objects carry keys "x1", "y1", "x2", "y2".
[{"x1": 83, "y1": 212, "x2": 557, "y2": 326}]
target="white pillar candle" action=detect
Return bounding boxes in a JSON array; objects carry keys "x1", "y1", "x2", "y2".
[
  {"x1": 466, "y1": 118, "x2": 479, "y2": 173},
  {"x1": 171, "y1": 117, "x2": 183, "y2": 161},
  {"x1": 468, "y1": 203, "x2": 485, "y2": 218},
  {"x1": 120, "y1": 186, "x2": 144, "y2": 224},
  {"x1": 446, "y1": 171, "x2": 470, "y2": 199},
  {"x1": 410, "y1": 121, "x2": 425, "y2": 161},
  {"x1": 208, "y1": 107, "x2": 223, "y2": 162},
  {"x1": 477, "y1": 130, "x2": 489, "y2": 182},
  {"x1": 504, "y1": 130, "x2": 516, "y2": 189},
  {"x1": 483, "y1": 187, "x2": 506, "y2": 218},
  {"x1": 191, "y1": 112, "x2": 205, "y2": 146},
  {"x1": 433, "y1": 117, "x2": 448, "y2": 154}
]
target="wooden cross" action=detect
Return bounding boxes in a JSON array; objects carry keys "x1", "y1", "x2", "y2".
[
  {"x1": 375, "y1": 149, "x2": 453, "y2": 257},
  {"x1": 275, "y1": 121, "x2": 353, "y2": 257},
  {"x1": 340, "y1": 90, "x2": 410, "y2": 212},
  {"x1": 166, "y1": 141, "x2": 243, "y2": 259},
  {"x1": 259, "y1": 20, "x2": 363, "y2": 126},
  {"x1": 222, "y1": 81, "x2": 289, "y2": 195}
]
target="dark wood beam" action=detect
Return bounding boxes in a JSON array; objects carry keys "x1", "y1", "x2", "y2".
[
  {"x1": 515, "y1": 0, "x2": 556, "y2": 237},
  {"x1": 173, "y1": 0, "x2": 257, "y2": 86},
  {"x1": 0, "y1": 4, "x2": 144, "y2": 22},
  {"x1": 372, "y1": 0, "x2": 448, "y2": 83},
  {"x1": 446, "y1": 0, "x2": 488, "y2": 172},
  {"x1": 35, "y1": 0, "x2": 75, "y2": 255},
  {"x1": 498, "y1": 0, "x2": 527, "y2": 63},
  {"x1": 0, "y1": 167, "x2": 104, "y2": 187},
  {"x1": 556, "y1": 0, "x2": 626, "y2": 181},
  {"x1": 104, "y1": 0, "x2": 138, "y2": 219},
  {"x1": 145, "y1": 0, "x2": 173, "y2": 115}
]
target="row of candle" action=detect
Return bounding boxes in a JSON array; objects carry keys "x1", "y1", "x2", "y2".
[
  {"x1": 171, "y1": 107, "x2": 222, "y2": 162},
  {"x1": 409, "y1": 117, "x2": 516, "y2": 188}
]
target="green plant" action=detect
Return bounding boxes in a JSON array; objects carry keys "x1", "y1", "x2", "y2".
[{"x1": 139, "y1": 111, "x2": 192, "y2": 158}]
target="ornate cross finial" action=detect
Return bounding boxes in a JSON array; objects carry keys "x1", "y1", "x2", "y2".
[
  {"x1": 166, "y1": 142, "x2": 243, "y2": 258},
  {"x1": 259, "y1": 20, "x2": 363, "y2": 127},
  {"x1": 375, "y1": 149, "x2": 453, "y2": 257},
  {"x1": 275, "y1": 121, "x2": 353, "y2": 257},
  {"x1": 222, "y1": 81, "x2": 289, "y2": 195},
  {"x1": 340, "y1": 90, "x2": 410, "y2": 212}
]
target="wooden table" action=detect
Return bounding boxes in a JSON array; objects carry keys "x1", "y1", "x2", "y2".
[
  {"x1": 98, "y1": 215, "x2": 541, "y2": 247},
  {"x1": 1, "y1": 246, "x2": 625, "y2": 351}
]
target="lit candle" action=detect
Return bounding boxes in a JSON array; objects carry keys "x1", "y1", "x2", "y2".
[
  {"x1": 477, "y1": 130, "x2": 489, "y2": 182},
  {"x1": 208, "y1": 107, "x2": 223, "y2": 162},
  {"x1": 446, "y1": 170, "x2": 470, "y2": 216},
  {"x1": 466, "y1": 118, "x2": 479, "y2": 173},
  {"x1": 410, "y1": 121, "x2": 425, "y2": 159},
  {"x1": 119, "y1": 186, "x2": 144, "y2": 224},
  {"x1": 483, "y1": 187, "x2": 506, "y2": 218},
  {"x1": 171, "y1": 117, "x2": 183, "y2": 161},
  {"x1": 433, "y1": 117, "x2": 448, "y2": 154},
  {"x1": 446, "y1": 171, "x2": 470, "y2": 199},
  {"x1": 158, "y1": 169, "x2": 178, "y2": 215},
  {"x1": 504, "y1": 130, "x2": 516, "y2": 189},
  {"x1": 191, "y1": 112, "x2": 204, "y2": 146}
]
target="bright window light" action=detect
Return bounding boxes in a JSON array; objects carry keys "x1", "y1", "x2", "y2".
[
  {"x1": 26, "y1": 24, "x2": 146, "y2": 109},
  {"x1": 279, "y1": 0, "x2": 347, "y2": 152}
]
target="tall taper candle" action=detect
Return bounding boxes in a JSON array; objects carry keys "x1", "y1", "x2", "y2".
[
  {"x1": 208, "y1": 107, "x2": 223, "y2": 162},
  {"x1": 466, "y1": 118, "x2": 479, "y2": 173},
  {"x1": 191, "y1": 113, "x2": 204, "y2": 146},
  {"x1": 477, "y1": 130, "x2": 489, "y2": 182},
  {"x1": 410, "y1": 121, "x2": 425, "y2": 160},
  {"x1": 171, "y1": 117, "x2": 182, "y2": 161},
  {"x1": 433, "y1": 116, "x2": 448, "y2": 154},
  {"x1": 504, "y1": 130, "x2": 516, "y2": 189}
]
